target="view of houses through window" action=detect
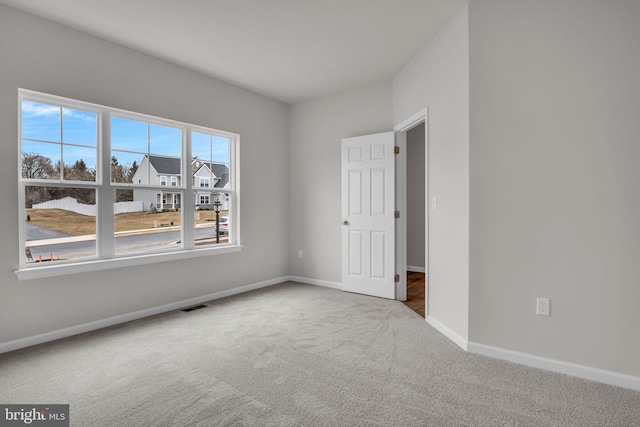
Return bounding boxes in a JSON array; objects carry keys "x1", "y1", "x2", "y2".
[{"x1": 20, "y1": 90, "x2": 237, "y2": 266}]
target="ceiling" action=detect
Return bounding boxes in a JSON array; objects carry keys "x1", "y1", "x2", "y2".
[{"x1": 0, "y1": 0, "x2": 468, "y2": 104}]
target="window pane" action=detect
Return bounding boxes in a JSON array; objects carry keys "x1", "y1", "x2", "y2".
[
  {"x1": 22, "y1": 141, "x2": 61, "y2": 179},
  {"x1": 111, "y1": 151, "x2": 144, "y2": 184},
  {"x1": 111, "y1": 117, "x2": 148, "y2": 152},
  {"x1": 114, "y1": 189, "x2": 182, "y2": 255},
  {"x1": 192, "y1": 132, "x2": 211, "y2": 160},
  {"x1": 63, "y1": 145, "x2": 96, "y2": 181},
  {"x1": 193, "y1": 133, "x2": 230, "y2": 165},
  {"x1": 112, "y1": 120, "x2": 182, "y2": 184},
  {"x1": 212, "y1": 135, "x2": 230, "y2": 165},
  {"x1": 24, "y1": 186, "x2": 96, "y2": 263},
  {"x1": 194, "y1": 192, "x2": 229, "y2": 247},
  {"x1": 192, "y1": 132, "x2": 230, "y2": 193},
  {"x1": 150, "y1": 124, "x2": 181, "y2": 157},
  {"x1": 62, "y1": 108, "x2": 97, "y2": 146},
  {"x1": 21, "y1": 101, "x2": 61, "y2": 142}
]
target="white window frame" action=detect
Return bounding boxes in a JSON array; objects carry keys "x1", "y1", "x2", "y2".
[
  {"x1": 171, "y1": 176, "x2": 177, "y2": 187},
  {"x1": 200, "y1": 177, "x2": 210, "y2": 188},
  {"x1": 16, "y1": 89, "x2": 241, "y2": 281},
  {"x1": 160, "y1": 176, "x2": 167, "y2": 186}
]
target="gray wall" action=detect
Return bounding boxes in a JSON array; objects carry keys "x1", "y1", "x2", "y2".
[
  {"x1": 4, "y1": 0, "x2": 640, "y2": 383},
  {"x1": 0, "y1": 5, "x2": 289, "y2": 344},
  {"x1": 406, "y1": 123, "x2": 426, "y2": 270},
  {"x1": 469, "y1": 0, "x2": 640, "y2": 377},
  {"x1": 288, "y1": 82, "x2": 393, "y2": 283},
  {"x1": 393, "y1": 5, "x2": 470, "y2": 339}
]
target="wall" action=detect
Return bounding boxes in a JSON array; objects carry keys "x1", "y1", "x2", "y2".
[
  {"x1": 406, "y1": 123, "x2": 426, "y2": 270},
  {"x1": 288, "y1": 82, "x2": 393, "y2": 284},
  {"x1": 393, "y1": 5, "x2": 470, "y2": 339},
  {"x1": 469, "y1": 0, "x2": 640, "y2": 377},
  {"x1": 0, "y1": 5, "x2": 289, "y2": 345}
]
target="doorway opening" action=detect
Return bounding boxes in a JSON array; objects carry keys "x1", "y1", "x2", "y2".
[
  {"x1": 403, "y1": 271, "x2": 426, "y2": 317},
  {"x1": 395, "y1": 109, "x2": 427, "y2": 318}
]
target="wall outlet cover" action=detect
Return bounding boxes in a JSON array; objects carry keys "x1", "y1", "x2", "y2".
[{"x1": 536, "y1": 297, "x2": 550, "y2": 316}]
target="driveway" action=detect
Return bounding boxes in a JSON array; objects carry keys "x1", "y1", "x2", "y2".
[{"x1": 26, "y1": 223, "x2": 70, "y2": 241}]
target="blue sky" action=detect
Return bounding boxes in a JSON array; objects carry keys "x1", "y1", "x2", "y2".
[
  {"x1": 192, "y1": 132, "x2": 230, "y2": 165},
  {"x1": 22, "y1": 101, "x2": 230, "y2": 177},
  {"x1": 111, "y1": 117, "x2": 181, "y2": 170},
  {"x1": 111, "y1": 117, "x2": 181, "y2": 157},
  {"x1": 22, "y1": 100, "x2": 97, "y2": 172}
]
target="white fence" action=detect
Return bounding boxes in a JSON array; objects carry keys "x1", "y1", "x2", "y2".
[{"x1": 32, "y1": 197, "x2": 144, "y2": 216}]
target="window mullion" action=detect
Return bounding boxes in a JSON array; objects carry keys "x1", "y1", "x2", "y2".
[
  {"x1": 99, "y1": 111, "x2": 115, "y2": 258},
  {"x1": 227, "y1": 135, "x2": 238, "y2": 245},
  {"x1": 183, "y1": 128, "x2": 195, "y2": 249},
  {"x1": 18, "y1": 181, "x2": 26, "y2": 265},
  {"x1": 59, "y1": 106, "x2": 64, "y2": 181},
  {"x1": 18, "y1": 99, "x2": 26, "y2": 265}
]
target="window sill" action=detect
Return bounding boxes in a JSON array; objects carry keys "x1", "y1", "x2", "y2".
[{"x1": 15, "y1": 245, "x2": 243, "y2": 281}]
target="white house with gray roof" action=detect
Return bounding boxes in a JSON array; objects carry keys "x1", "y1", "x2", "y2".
[{"x1": 131, "y1": 155, "x2": 229, "y2": 212}]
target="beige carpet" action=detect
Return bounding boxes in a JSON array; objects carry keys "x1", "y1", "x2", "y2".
[{"x1": 1, "y1": 282, "x2": 639, "y2": 426}]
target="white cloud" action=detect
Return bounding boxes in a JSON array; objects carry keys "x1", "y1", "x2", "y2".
[
  {"x1": 21, "y1": 101, "x2": 96, "y2": 124},
  {"x1": 63, "y1": 107, "x2": 96, "y2": 124},
  {"x1": 21, "y1": 101, "x2": 60, "y2": 117}
]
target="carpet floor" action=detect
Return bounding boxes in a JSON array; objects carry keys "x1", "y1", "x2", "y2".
[{"x1": 1, "y1": 282, "x2": 639, "y2": 426}]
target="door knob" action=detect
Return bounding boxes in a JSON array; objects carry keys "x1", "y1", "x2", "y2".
[{"x1": 342, "y1": 220, "x2": 349, "y2": 225}]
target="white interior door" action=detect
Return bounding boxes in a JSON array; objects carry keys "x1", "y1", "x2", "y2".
[{"x1": 341, "y1": 132, "x2": 396, "y2": 299}]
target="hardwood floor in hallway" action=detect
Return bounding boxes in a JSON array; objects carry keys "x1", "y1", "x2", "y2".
[{"x1": 402, "y1": 271, "x2": 425, "y2": 318}]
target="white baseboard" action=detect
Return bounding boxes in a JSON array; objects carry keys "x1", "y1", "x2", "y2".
[
  {"x1": 426, "y1": 316, "x2": 640, "y2": 391},
  {"x1": 286, "y1": 275, "x2": 342, "y2": 290},
  {"x1": 467, "y1": 341, "x2": 640, "y2": 392},
  {"x1": 407, "y1": 266, "x2": 426, "y2": 273},
  {"x1": 5, "y1": 276, "x2": 638, "y2": 392},
  {"x1": 426, "y1": 315, "x2": 468, "y2": 351},
  {"x1": 0, "y1": 276, "x2": 288, "y2": 355}
]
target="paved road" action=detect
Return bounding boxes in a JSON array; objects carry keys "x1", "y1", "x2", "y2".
[{"x1": 26, "y1": 227, "x2": 226, "y2": 262}]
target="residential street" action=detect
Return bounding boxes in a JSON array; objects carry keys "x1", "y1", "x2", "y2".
[{"x1": 26, "y1": 227, "x2": 224, "y2": 262}]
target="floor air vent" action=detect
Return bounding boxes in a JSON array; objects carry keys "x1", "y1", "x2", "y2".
[{"x1": 182, "y1": 304, "x2": 208, "y2": 312}]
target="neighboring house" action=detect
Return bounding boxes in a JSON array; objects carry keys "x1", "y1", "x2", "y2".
[
  {"x1": 192, "y1": 158, "x2": 230, "y2": 211},
  {"x1": 131, "y1": 155, "x2": 229, "y2": 212}
]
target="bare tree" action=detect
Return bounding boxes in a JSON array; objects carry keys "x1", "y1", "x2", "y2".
[
  {"x1": 24, "y1": 154, "x2": 134, "y2": 206},
  {"x1": 22, "y1": 153, "x2": 56, "y2": 179}
]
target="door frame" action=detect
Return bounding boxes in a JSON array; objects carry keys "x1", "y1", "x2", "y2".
[{"x1": 394, "y1": 108, "x2": 428, "y2": 314}]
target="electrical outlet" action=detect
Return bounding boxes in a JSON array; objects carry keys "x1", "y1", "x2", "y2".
[
  {"x1": 536, "y1": 298, "x2": 550, "y2": 316},
  {"x1": 298, "y1": 250, "x2": 303, "y2": 258}
]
